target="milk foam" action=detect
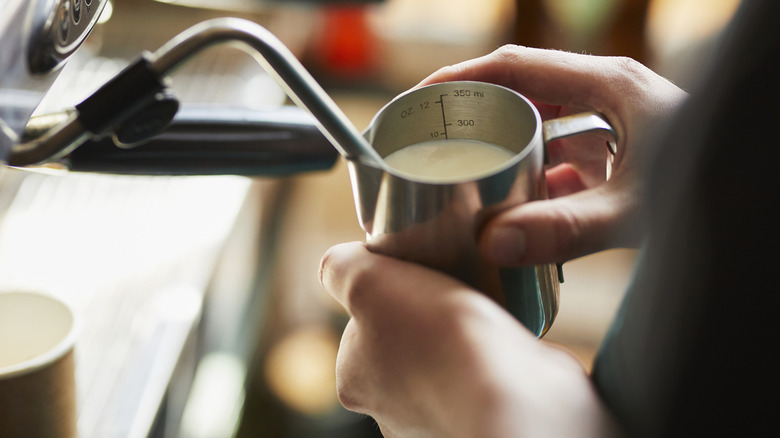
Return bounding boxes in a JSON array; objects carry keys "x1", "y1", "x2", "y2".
[{"x1": 383, "y1": 139, "x2": 515, "y2": 181}]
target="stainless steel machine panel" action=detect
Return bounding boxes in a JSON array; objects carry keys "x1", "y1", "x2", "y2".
[{"x1": 1, "y1": 0, "x2": 108, "y2": 158}]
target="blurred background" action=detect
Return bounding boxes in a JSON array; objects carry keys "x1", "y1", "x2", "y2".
[{"x1": 0, "y1": 0, "x2": 741, "y2": 437}]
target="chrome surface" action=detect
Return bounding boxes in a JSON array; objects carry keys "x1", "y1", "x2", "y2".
[
  {"x1": 7, "y1": 111, "x2": 89, "y2": 166},
  {"x1": 543, "y1": 111, "x2": 618, "y2": 155},
  {"x1": 27, "y1": 0, "x2": 109, "y2": 74},
  {"x1": 8, "y1": 17, "x2": 384, "y2": 169},
  {"x1": 147, "y1": 17, "x2": 384, "y2": 167},
  {"x1": 0, "y1": 0, "x2": 107, "y2": 164}
]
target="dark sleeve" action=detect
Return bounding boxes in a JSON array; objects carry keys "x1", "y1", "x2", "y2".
[{"x1": 591, "y1": 1, "x2": 780, "y2": 436}]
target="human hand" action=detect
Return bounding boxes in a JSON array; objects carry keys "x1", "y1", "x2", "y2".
[
  {"x1": 320, "y1": 242, "x2": 622, "y2": 438},
  {"x1": 418, "y1": 46, "x2": 688, "y2": 265}
]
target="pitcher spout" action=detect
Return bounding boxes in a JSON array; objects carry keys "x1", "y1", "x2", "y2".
[{"x1": 347, "y1": 158, "x2": 385, "y2": 234}]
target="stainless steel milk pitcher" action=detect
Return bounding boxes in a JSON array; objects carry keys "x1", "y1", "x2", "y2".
[{"x1": 349, "y1": 81, "x2": 616, "y2": 337}]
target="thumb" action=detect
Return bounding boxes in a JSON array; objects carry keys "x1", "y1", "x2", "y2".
[{"x1": 479, "y1": 184, "x2": 638, "y2": 266}]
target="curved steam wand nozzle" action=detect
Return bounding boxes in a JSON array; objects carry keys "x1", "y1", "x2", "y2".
[{"x1": 9, "y1": 17, "x2": 386, "y2": 169}]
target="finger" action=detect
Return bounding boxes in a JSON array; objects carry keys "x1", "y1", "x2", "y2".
[
  {"x1": 479, "y1": 181, "x2": 639, "y2": 265},
  {"x1": 545, "y1": 164, "x2": 588, "y2": 199},
  {"x1": 547, "y1": 140, "x2": 611, "y2": 189},
  {"x1": 333, "y1": 318, "x2": 370, "y2": 414},
  {"x1": 319, "y1": 241, "x2": 365, "y2": 312},
  {"x1": 417, "y1": 45, "x2": 627, "y2": 111},
  {"x1": 319, "y1": 241, "x2": 466, "y2": 319},
  {"x1": 416, "y1": 44, "x2": 686, "y2": 150}
]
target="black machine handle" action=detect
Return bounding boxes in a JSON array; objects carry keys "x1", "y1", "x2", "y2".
[{"x1": 64, "y1": 105, "x2": 338, "y2": 176}]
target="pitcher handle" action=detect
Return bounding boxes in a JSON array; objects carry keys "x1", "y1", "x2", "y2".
[
  {"x1": 540, "y1": 111, "x2": 618, "y2": 287},
  {"x1": 542, "y1": 111, "x2": 618, "y2": 156}
]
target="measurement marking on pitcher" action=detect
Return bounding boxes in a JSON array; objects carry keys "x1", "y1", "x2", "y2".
[
  {"x1": 434, "y1": 94, "x2": 451, "y2": 139},
  {"x1": 452, "y1": 89, "x2": 485, "y2": 98}
]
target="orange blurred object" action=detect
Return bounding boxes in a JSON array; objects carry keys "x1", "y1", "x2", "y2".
[{"x1": 312, "y1": 6, "x2": 377, "y2": 80}]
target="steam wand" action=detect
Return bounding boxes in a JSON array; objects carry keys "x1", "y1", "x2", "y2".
[{"x1": 9, "y1": 18, "x2": 386, "y2": 169}]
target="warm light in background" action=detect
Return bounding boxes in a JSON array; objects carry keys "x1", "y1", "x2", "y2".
[
  {"x1": 263, "y1": 326, "x2": 340, "y2": 416},
  {"x1": 543, "y1": 0, "x2": 618, "y2": 46},
  {"x1": 645, "y1": 0, "x2": 742, "y2": 83},
  {"x1": 646, "y1": 0, "x2": 742, "y2": 56}
]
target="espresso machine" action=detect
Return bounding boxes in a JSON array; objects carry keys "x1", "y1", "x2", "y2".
[
  {"x1": 0, "y1": 0, "x2": 340, "y2": 176},
  {"x1": 0, "y1": 1, "x2": 366, "y2": 437}
]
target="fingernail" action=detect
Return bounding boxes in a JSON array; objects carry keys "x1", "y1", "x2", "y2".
[{"x1": 486, "y1": 226, "x2": 526, "y2": 264}]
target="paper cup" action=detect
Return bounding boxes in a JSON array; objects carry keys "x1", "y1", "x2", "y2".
[{"x1": 0, "y1": 291, "x2": 78, "y2": 438}]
